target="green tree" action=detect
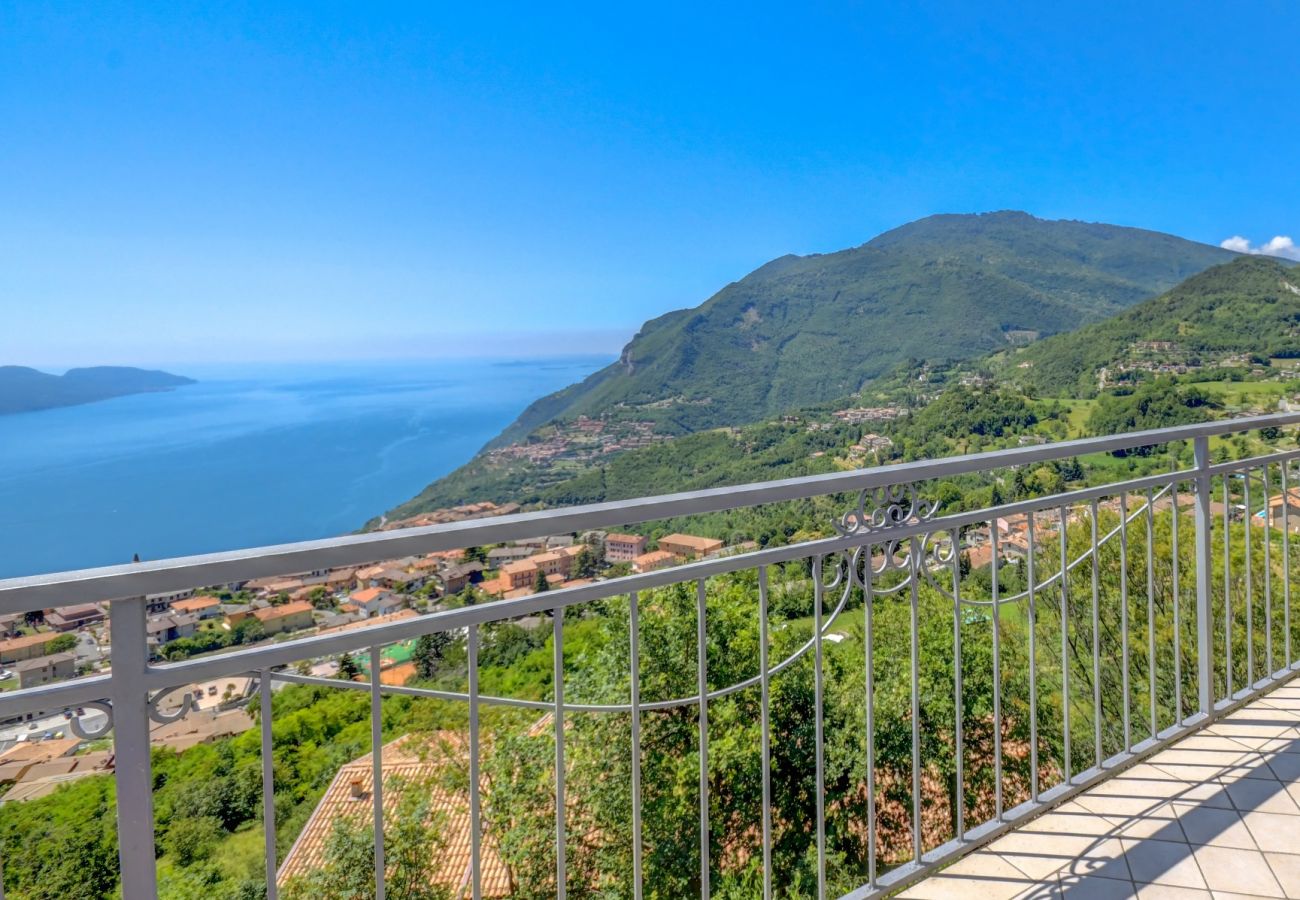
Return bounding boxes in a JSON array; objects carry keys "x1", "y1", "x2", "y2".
[
  {"x1": 47, "y1": 633, "x2": 78, "y2": 653},
  {"x1": 338, "y1": 652, "x2": 361, "y2": 681},
  {"x1": 412, "y1": 632, "x2": 452, "y2": 680}
]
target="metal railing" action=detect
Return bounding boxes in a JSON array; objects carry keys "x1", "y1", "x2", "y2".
[{"x1": 3, "y1": 412, "x2": 1300, "y2": 898}]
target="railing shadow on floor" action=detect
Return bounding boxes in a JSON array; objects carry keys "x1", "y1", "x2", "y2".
[{"x1": 1008, "y1": 695, "x2": 1300, "y2": 897}]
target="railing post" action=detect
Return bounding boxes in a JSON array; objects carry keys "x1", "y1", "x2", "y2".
[
  {"x1": 1193, "y1": 436, "x2": 1215, "y2": 719},
  {"x1": 111, "y1": 596, "x2": 158, "y2": 899}
]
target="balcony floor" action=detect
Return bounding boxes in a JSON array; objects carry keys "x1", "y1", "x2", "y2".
[{"x1": 903, "y1": 678, "x2": 1300, "y2": 899}]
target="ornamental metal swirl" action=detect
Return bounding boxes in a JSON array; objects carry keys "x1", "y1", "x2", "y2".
[
  {"x1": 61, "y1": 685, "x2": 198, "y2": 741},
  {"x1": 833, "y1": 483, "x2": 938, "y2": 537},
  {"x1": 148, "y1": 685, "x2": 197, "y2": 725},
  {"x1": 69, "y1": 700, "x2": 114, "y2": 739}
]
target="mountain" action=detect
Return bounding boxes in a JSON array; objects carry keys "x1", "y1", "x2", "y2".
[
  {"x1": 493, "y1": 211, "x2": 1236, "y2": 444},
  {"x1": 388, "y1": 256, "x2": 1300, "y2": 518},
  {"x1": 1006, "y1": 256, "x2": 1300, "y2": 396},
  {"x1": 382, "y1": 213, "x2": 1246, "y2": 520},
  {"x1": 0, "y1": 366, "x2": 196, "y2": 415}
]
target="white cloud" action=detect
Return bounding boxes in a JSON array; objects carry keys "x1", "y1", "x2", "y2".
[{"x1": 1220, "y1": 234, "x2": 1300, "y2": 261}]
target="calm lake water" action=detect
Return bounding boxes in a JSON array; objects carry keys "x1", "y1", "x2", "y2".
[{"x1": 0, "y1": 357, "x2": 607, "y2": 578}]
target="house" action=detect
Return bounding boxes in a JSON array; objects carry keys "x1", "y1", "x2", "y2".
[
  {"x1": 532, "y1": 545, "x2": 583, "y2": 578},
  {"x1": 146, "y1": 613, "x2": 198, "y2": 645},
  {"x1": 477, "y1": 575, "x2": 513, "y2": 598},
  {"x1": 252, "y1": 601, "x2": 316, "y2": 636},
  {"x1": 487, "y1": 545, "x2": 533, "y2": 565},
  {"x1": 604, "y1": 533, "x2": 647, "y2": 563},
  {"x1": 370, "y1": 567, "x2": 423, "y2": 591},
  {"x1": 441, "y1": 561, "x2": 484, "y2": 594},
  {"x1": 317, "y1": 608, "x2": 417, "y2": 637},
  {"x1": 288, "y1": 585, "x2": 326, "y2": 604},
  {"x1": 965, "y1": 544, "x2": 996, "y2": 570},
  {"x1": 170, "y1": 595, "x2": 224, "y2": 620},
  {"x1": 220, "y1": 603, "x2": 254, "y2": 627},
  {"x1": 349, "y1": 587, "x2": 404, "y2": 617},
  {"x1": 317, "y1": 611, "x2": 365, "y2": 632},
  {"x1": 276, "y1": 735, "x2": 513, "y2": 896},
  {"x1": 658, "y1": 533, "x2": 724, "y2": 560},
  {"x1": 0, "y1": 632, "x2": 64, "y2": 664},
  {"x1": 43, "y1": 603, "x2": 105, "y2": 632},
  {"x1": 633, "y1": 550, "x2": 676, "y2": 573},
  {"x1": 501, "y1": 559, "x2": 540, "y2": 590},
  {"x1": 319, "y1": 568, "x2": 358, "y2": 589},
  {"x1": 1257, "y1": 488, "x2": 1300, "y2": 531},
  {"x1": 13, "y1": 652, "x2": 77, "y2": 688},
  {"x1": 0, "y1": 614, "x2": 21, "y2": 638},
  {"x1": 145, "y1": 589, "x2": 194, "y2": 615}
]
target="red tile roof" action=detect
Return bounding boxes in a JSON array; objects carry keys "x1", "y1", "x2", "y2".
[{"x1": 278, "y1": 735, "x2": 512, "y2": 896}]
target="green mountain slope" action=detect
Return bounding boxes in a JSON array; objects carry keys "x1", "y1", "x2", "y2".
[
  {"x1": 0, "y1": 365, "x2": 196, "y2": 415},
  {"x1": 384, "y1": 250, "x2": 1296, "y2": 521},
  {"x1": 493, "y1": 211, "x2": 1235, "y2": 445},
  {"x1": 1006, "y1": 256, "x2": 1300, "y2": 396}
]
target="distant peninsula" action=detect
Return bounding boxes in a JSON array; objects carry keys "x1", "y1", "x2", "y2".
[{"x1": 0, "y1": 365, "x2": 197, "y2": 415}]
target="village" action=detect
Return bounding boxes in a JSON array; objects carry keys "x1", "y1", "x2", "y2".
[
  {"x1": 0, "y1": 497, "x2": 748, "y2": 807},
  {"x1": 4, "y1": 478, "x2": 1298, "y2": 812},
  {"x1": 482, "y1": 415, "x2": 665, "y2": 466}
]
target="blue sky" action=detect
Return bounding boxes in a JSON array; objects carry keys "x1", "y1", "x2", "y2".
[{"x1": 2, "y1": 2, "x2": 1298, "y2": 368}]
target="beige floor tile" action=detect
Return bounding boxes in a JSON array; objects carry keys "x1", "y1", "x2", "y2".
[
  {"x1": 1092, "y1": 776, "x2": 1195, "y2": 801},
  {"x1": 1058, "y1": 848, "x2": 1134, "y2": 885},
  {"x1": 1135, "y1": 887, "x2": 1212, "y2": 899},
  {"x1": 1057, "y1": 872, "x2": 1140, "y2": 899},
  {"x1": 1174, "y1": 782, "x2": 1238, "y2": 808},
  {"x1": 1177, "y1": 735, "x2": 1263, "y2": 754},
  {"x1": 1207, "y1": 727, "x2": 1292, "y2": 749},
  {"x1": 1154, "y1": 763, "x2": 1242, "y2": 784},
  {"x1": 1122, "y1": 838, "x2": 1207, "y2": 889},
  {"x1": 1265, "y1": 753, "x2": 1300, "y2": 783},
  {"x1": 1002, "y1": 837, "x2": 1128, "y2": 881},
  {"x1": 1173, "y1": 803, "x2": 1258, "y2": 850},
  {"x1": 1077, "y1": 794, "x2": 1185, "y2": 819},
  {"x1": 1022, "y1": 804, "x2": 1123, "y2": 837},
  {"x1": 1118, "y1": 806, "x2": 1189, "y2": 842},
  {"x1": 944, "y1": 850, "x2": 1033, "y2": 879},
  {"x1": 1219, "y1": 760, "x2": 1281, "y2": 782},
  {"x1": 992, "y1": 829, "x2": 1110, "y2": 860},
  {"x1": 1262, "y1": 852, "x2": 1300, "y2": 898},
  {"x1": 1192, "y1": 846, "x2": 1283, "y2": 896},
  {"x1": 907, "y1": 687, "x2": 1300, "y2": 900},
  {"x1": 1152, "y1": 748, "x2": 1252, "y2": 767},
  {"x1": 897, "y1": 873, "x2": 1039, "y2": 899},
  {"x1": 1221, "y1": 777, "x2": 1300, "y2": 815},
  {"x1": 1242, "y1": 811, "x2": 1300, "y2": 854}
]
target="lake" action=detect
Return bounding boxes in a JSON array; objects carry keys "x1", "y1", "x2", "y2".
[{"x1": 0, "y1": 357, "x2": 608, "y2": 578}]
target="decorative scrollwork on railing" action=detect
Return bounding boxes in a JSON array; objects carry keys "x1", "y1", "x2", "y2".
[
  {"x1": 815, "y1": 550, "x2": 852, "y2": 591},
  {"x1": 148, "y1": 685, "x2": 196, "y2": 725},
  {"x1": 69, "y1": 700, "x2": 114, "y2": 739},
  {"x1": 833, "y1": 483, "x2": 938, "y2": 537}
]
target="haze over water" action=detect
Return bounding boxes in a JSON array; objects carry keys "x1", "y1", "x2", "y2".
[{"x1": 0, "y1": 357, "x2": 607, "y2": 579}]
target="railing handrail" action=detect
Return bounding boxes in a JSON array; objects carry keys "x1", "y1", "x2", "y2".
[
  {"x1": 7, "y1": 408, "x2": 1300, "y2": 900},
  {"x1": 3, "y1": 409, "x2": 1298, "y2": 612}
]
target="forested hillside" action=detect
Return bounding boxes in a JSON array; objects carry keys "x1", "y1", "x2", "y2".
[
  {"x1": 387, "y1": 255, "x2": 1300, "y2": 518},
  {"x1": 489, "y1": 211, "x2": 1235, "y2": 444},
  {"x1": 1004, "y1": 256, "x2": 1300, "y2": 396}
]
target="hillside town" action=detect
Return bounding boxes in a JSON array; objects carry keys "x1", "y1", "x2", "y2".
[{"x1": 0, "y1": 497, "x2": 752, "y2": 806}]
